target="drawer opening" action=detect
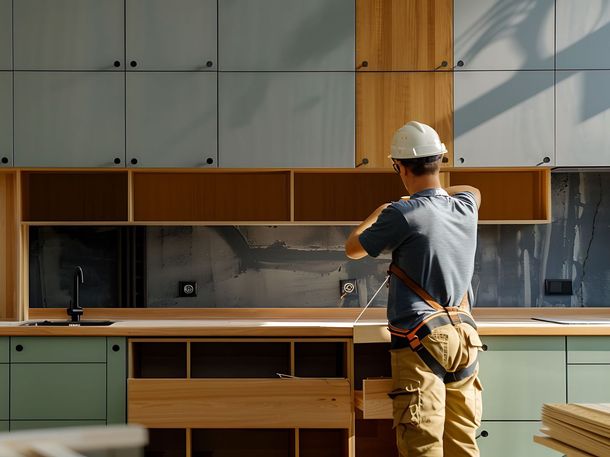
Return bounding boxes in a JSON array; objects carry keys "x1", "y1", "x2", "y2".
[
  {"x1": 132, "y1": 342, "x2": 187, "y2": 379},
  {"x1": 354, "y1": 343, "x2": 391, "y2": 390},
  {"x1": 299, "y1": 429, "x2": 349, "y2": 457},
  {"x1": 192, "y1": 429, "x2": 295, "y2": 457},
  {"x1": 144, "y1": 429, "x2": 186, "y2": 457},
  {"x1": 294, "y1": 342, "x2": 347, "y2": 378},
  {"x1": 356, "y1": 419, "x2": 398, "y2": 457}
]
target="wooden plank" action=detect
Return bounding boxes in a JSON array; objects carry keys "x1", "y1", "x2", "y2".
[
  {"x1": 133, "y1": 171, "x2": 291, "y2": 222},
  {"x1": 128, "y1": 378, "x2": 351, "y2": 429},
  {"x1": 533, "y1": 435, "x2": 595, "y2": 457},
  {"x1": 356, "y1": 0, "x2": 452, "y2": 71},
  {"x1": 360, "y1": 379, "x2": 393, "y2": 419},
  {"x1": 356, "y1": 72, "x2": 453, "y2": 169}
]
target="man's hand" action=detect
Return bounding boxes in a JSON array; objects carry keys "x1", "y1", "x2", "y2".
[
  {"x1": 445, "y1": 185, "x2": 481, "y2": 208},
  {"x1": 345, "y1": 203, "x2": 390, "y2": 259}
]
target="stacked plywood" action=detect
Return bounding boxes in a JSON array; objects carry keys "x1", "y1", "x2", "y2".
[{"x1": 534, "y1": 404, "x2": 610, "y2": 457}]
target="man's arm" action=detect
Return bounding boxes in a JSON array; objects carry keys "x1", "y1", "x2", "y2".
[
  {"x1": 345, "y1": 203, "x2": 390, "y2": 259},
  {"x1": 445, "y1": 185, "x2": 481, "y2": 208}
]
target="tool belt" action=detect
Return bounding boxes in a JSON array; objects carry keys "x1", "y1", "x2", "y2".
[{"x1": 387, "y1": 263, "x2": 479, "y2": 384}]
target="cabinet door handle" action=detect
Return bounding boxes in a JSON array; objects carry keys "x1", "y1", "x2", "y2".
[
  {"x1": 458, "y1": 157, "x2": 465, "y2": 164},
  {"x1": 481, "y1": 344, "x2": 488, "y2": 352},
  {"x1": 206, "y1": 157, "x2": 214, "y2": 165},
  {"x1": 130, "y1": 61, "x2": 138, "y2": 68},
  {"x1": 112, "y1": 344, "x2": 121, "y2": 352},
  {"x1": 206, "y1": 60, "x2": 214, "y2": 68},
  {"x1": 455, "y1": 60, "x2": 465, "y2": 68},
  {"x1": 131, "y1": 158, "x2": 138, "y2": 165},
  {"x1": 114, "y1": 157, "x2": 121, "y2": 165},
  {"x1": 537, "y1": 156, "x2": 551, "y2": 166},
  {"x1": 0, "y1": 157, "x2": 8, "y2": 164},
  {"x1": 114, "y1": 61, "x2": 121, "y2": 68},
  {"x1": 476, "y1": 430, "x2": 488, "y2": 439},
  {"x1": 15, "y1": 344, "x2": 23, "y2": 352}
]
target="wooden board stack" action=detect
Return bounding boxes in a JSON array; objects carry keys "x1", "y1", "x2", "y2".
[{"x1": 534, "y1": 404, "x2": 610, "y2": 456}]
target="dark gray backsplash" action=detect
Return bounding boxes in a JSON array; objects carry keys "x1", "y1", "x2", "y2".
[{"x1": 29, "y1": 173, "x2": 609, "y2": 309}]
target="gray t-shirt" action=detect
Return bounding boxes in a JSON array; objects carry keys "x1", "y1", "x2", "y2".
[{"x1": 359, "y1": 188, "x2": 478, "y2": 332}]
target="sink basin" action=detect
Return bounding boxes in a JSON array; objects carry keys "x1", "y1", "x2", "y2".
[{"x1": 21, "y1": 320, "x2": 114, "y2": 327}]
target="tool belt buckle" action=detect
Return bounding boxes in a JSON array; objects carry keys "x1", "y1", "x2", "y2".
[
  {"x1": 445, "y1": 309, "x2": 461, "y2": 326},
  {"x1": 408, "y1": 335, "x2": 421, "y2": 350}
]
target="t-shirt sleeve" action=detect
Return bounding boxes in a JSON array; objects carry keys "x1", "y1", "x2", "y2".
[
  {"x1": 358, "y1": 206, "x2": 410, "y2": 258},
  {"x1": 452, "y1": 191, "x2": 479, "y2": 213}
]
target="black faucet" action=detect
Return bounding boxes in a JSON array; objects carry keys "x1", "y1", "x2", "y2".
[{"x1": 67, "y1": 266, "x2": 84, "y2": 323}]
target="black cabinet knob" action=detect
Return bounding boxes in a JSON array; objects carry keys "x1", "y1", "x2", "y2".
[
  {"x1": 131, "y1": 158, "x2": 138, "y2": 165},
  {"x1": 441, "y1": 60, "x2": 448, "y2": 67},
  {"x1": 112, "y1": 344, "x2": 121, "y2": 352},
  {"x1": 542, "y1": 156, "x2": 551, "y2": 164},
  {"x1": 206, "y1": 157, "x2": 214, "y2": 165},
  {"x1": 477, "y1": 430, "x2": 489, "y2": 439},
  {"x1": 1, "y1": 157, "x2": 8, "y2": 164},
  {"x1": 15, "y1": 345, "x2": 23, "y2": 352},
  {"x1": 481, "y1": 344, "x2": 488, "y2": 352},
  {"x1": 361, "y1": 60, "x2": 369, "y2": 68},
  {"x1": 459, "y1": 157, "x2": 465, "y2": 164},
  {"x1": 130, "y1": 61, "x2": 137, "y2": 68},
  {"x1": 457, "y1": 60, "x2": 465, "y2": 67},
  {"x1": 206, "y1": 60, "x2": 214, "y2": 68},
  {"x1": 114, "y1": 157, "x2": 121, "y2": 165},
  {"x1": 114, "y1": 61, "x2": 121, "y2": 68}
]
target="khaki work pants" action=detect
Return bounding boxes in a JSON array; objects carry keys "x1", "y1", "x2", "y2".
[{"x1": 391, "y1": 322, "x2": 484, "y2": 457}]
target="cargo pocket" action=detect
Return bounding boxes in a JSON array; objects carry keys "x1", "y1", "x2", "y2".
[
  {"x1": 464, "y1": 325, "x2": 484, "y2": 368},
  {"x1": 473, "y1": 377, "x2": 484, "y2": 427},
  {"x1": 389, "y1": 381, "x2": 421, "y2": 429}
]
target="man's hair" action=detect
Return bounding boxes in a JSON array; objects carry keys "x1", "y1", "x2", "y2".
[{"x1": 398, "y1": 155, "x2": 442, "y2": 176}]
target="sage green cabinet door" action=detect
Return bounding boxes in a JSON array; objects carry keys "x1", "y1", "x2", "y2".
[
  {"x1": 126, "y1": 0, "x2": 217, "y2": 71},
  {"x1": 107, "y1": 337, "x2": 127, "y2": 424},
  {"x1": 477, "y1": 422, "x2": 556, "y2": 457},
  {"x1": 0, "y1": 365, "x2": 8, "y2": 420},
  {"x1": 568, "y1": 365, "x2": 610, "y2": 403},
  {"x1": 11, "y1": 337, "x2": 106, "y2": 363},
  {"x1": 14, "y1": 0, "x2": 124, "y2": 70},
  {"x1": 478, "y1": 337, "x2": 565, "y2": 420},
  {"x1": 219, "y1": 72, "x2": 355, "y2": 167},
  {"x1": 14, "y1": 72, "x2": 125, "y2": 168},
  {"x1": 568, "y1": 336, "x2": 610, "y2": 364},
  {"x1": 0, "y1": 73, "x2": 12, "y2": 167},
  {"x1": 454, "y1": 71, "x2": 555, "y2": 167},
  {"x1": 0, "y1": 338, "x2": 8, "y2": 363},
  {"x1": 127, "y1": 72, "x2": 217, "y2": 167},
  {"x1": 0, "y1": 0, "x2": 11, "y2": 70},
  {"x1": 219, "y1": 0, "x2": 354, "y2": 71},
  {"x1": 11, "y1": 364, "x2": 106, "y2": 420},
  {"x1": 0, "y1": 421, "x2": 7, "y2": 432},
  {"x1": 10, "y1": 420, "x2": 106, "y2": 431},
  {"x1": 454, "y1": 0, "x2": 554, "y2": 70}
]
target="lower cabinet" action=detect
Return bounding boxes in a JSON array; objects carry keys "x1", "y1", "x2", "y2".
[
  {"x1": 477, "y1": 422, "x2": 556, "y2": 457},
  {"x1": 567, "y1": 336, "x2": 610, "y2": 403},
  {"x1": 7, "y1": 337, "x2": 126, "y2": 429}
]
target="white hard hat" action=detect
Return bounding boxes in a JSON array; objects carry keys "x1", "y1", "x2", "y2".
[{"x1": 388, "y1": 121, "x2": 447, "y2": 160}]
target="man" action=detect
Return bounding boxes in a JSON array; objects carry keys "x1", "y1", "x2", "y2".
[{"x1": 345, "y1": 121, "x2": 483, "y2": 457}]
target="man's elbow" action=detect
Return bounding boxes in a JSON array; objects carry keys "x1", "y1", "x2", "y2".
[{"x1": 345, "y1": 237, "x2": 368, "y2": 260}]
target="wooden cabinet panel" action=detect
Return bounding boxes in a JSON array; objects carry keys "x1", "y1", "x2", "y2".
[
  {"x1": 219, "y1": 72, "x2": 354, "y2": 168},
  {"x1": 126, "y1": 72, "x2": 217, "y2": 168},
  {"x1": 478, "y1": 337, "x2": 565, "y2": 421},
  {"x1": 219, "y1": 0, "x2": 354, "y2": 71},
  {"x1": 14, "y1": 0, "x2": 124, "y2": 70},
  {"x1": 557, "y1": 0, "x2": 610, "y2": 70},
  {"x1": 356, "y1": 0, "x2": 452, "y2": 71},
  {"x1": 11, "y1": 363, "x2": 107, "y2": 420},
  {"x1": 128, "y1": 378, "x2": 351, "y2": 429},
  {"x1": 21, "y1": 172, "x2": 128, "y2": 222},
  {"x1": 454, "y1": 71, "x2": 554, "y2": 167},
  {"x1": 567, "y1": 365, "x2": 610, "y2": 404},
  {"x1": 477, "y1": 422, "x2": 556, "y2": 457},
  {"x1": 14, "y1": 72, "x2": 125, "y2": 168},
  {"x1": 454, "y1": 0, "x2": 554, "y2": 70},
  {"x1": 126, "y1": 0, "x2": 217, "y2": 71},
  {"x1": 556, "y1": 71, "x2": 610, "y2": 166},
  {"x1": 357, "y1": 378, "x2": 392, "y2": 420},
  {"x1": 0, "y1": 73, "x2": 12, "y2": 168},
  {"x1": 10, "y1": 336, "x2": 107, "y2": 363},
  {"x1": 567, "y1": 337, "x2": 610, "y2": 364},
  {"x1": 0, "y1": 0, "x2": 10, "y2": 70},
  {"x1": 356, "y1": 72, "x2": 453, "y2": 169},
  {"x1": 133, "y1": 172, "x2": 291, "y2": 222}
]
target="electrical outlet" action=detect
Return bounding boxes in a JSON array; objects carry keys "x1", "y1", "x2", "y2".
[
  {"x1": 340, "y1": 279, "x2": 357, "y2": 296},
  {"x1": 179, "y1": 281, "x2": 197, "y2": 297},
  {"x1": 545, "y1": 279, "x2": 572, "y2": 295}
]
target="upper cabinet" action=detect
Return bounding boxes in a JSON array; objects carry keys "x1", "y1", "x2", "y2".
[
  {"x1": 127, "y1": 72, "x2": 217, "y2": 168},
  {"x1": 0, "y1": 0, "x2": 11, "y2": 70},
  {"x1": 0, "y1": 74, "x2": 12, "y2": 167},
  {"x1": 357, "y1": 72, "x2": 453, "y2": 168},
  {"x1": 219, "y1": 0, "x2": 354, "y2": 71},
  {"x1": 14, "y1": 72, "x2": 125, "y2": 168},
  {"x1": 556, "y1": 0, "x2": 610, "y2": 70},
  {"x1": 126, "y1": 0, "x2": 217, "y2": 71},
  {"x1": 356, "y1": 0, "x2": 452, "y2": 71},
  {"x1": 13, "y1": 0, "x2": 124, "y2": 71},
  {"x1": 219, "y1": 72, "x2": 354, "y2": 167},
  {"x1": 454, "y1": 71, "x2": 554, "y2": 167},
  {"x1": 556, "y1": 70, "x2": 610, "y2": 166},
  {"x1": 454, "y1": 0, "x2": 554, "y2": 70}
]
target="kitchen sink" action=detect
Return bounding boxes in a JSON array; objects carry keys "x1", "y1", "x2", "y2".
[{"x1": 20, "y1": 320, "x2": 115, "y2": 327}]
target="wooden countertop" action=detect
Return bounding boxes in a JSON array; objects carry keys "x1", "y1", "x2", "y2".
[{"x1": 1, "y1": 310, "x2": 610, "y2": 337}]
